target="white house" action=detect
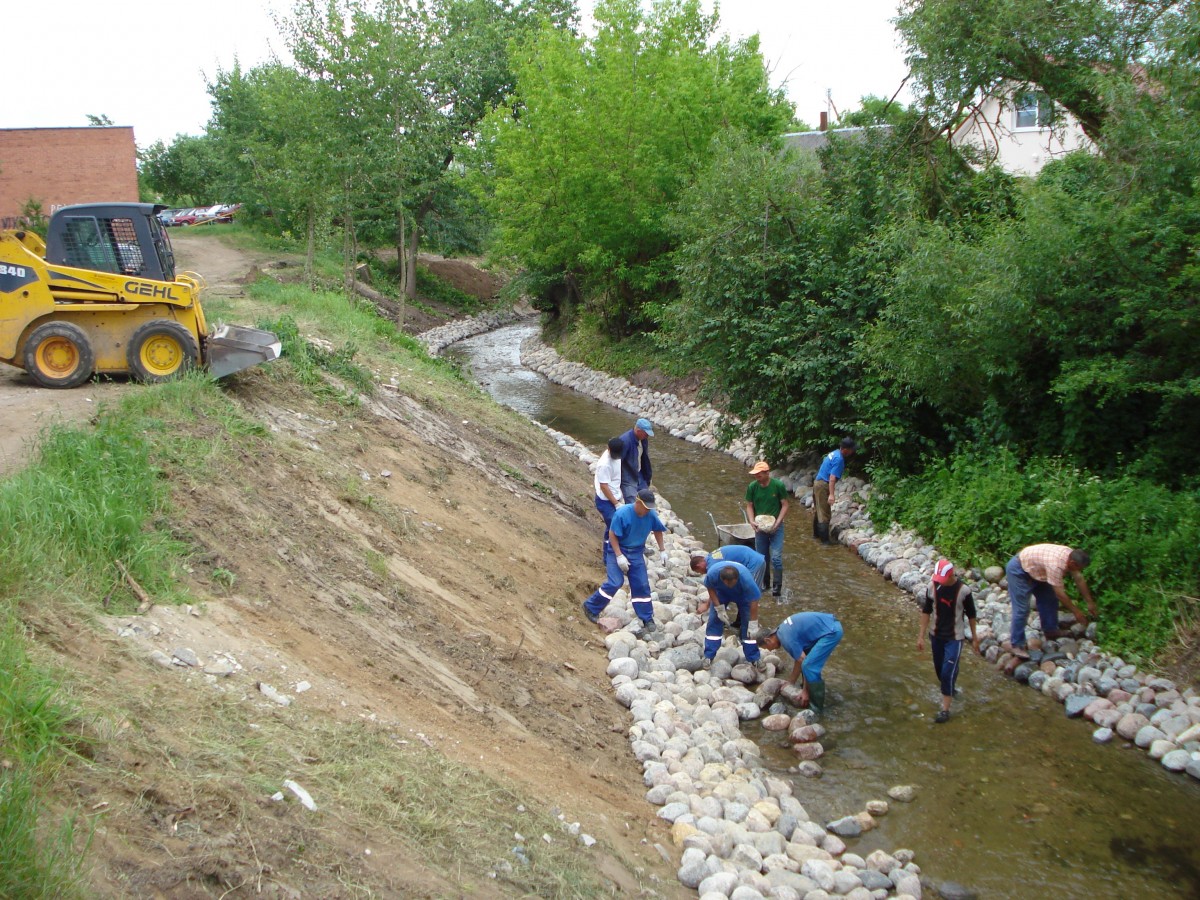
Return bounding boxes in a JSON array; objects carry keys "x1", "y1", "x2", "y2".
[{"x1": 950, "y1": 86, "x2": 1092, "y2": 175}]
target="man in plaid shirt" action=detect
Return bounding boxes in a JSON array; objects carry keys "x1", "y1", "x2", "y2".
[{"x1": 1004, "y1": 543, "x2": 1097, "y2": 658}]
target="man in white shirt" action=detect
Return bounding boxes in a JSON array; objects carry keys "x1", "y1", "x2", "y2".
[{"x1": 593, "y1": 437, "x2": 625, "y2": 558}]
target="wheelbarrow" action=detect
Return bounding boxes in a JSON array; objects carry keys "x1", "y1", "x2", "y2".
[{"x1": 707, "y1": 512, "x2": 755, "y2": 549}]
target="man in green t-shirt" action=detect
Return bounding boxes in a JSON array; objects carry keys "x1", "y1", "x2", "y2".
[{"x1": 743, "y1": 461, "x2": 790, "y2": 598}]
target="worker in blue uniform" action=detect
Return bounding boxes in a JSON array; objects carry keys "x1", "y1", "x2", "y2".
[
  {"x1": 582, "y1": 489, "x2": 668, "y2": 632},
  {"x1": 689, "y1": 544, "x2": 766, "y2": 589},
  {"x1": 618, "y1": 418, "x2": 654, "y2": 504},
  {"x1": 698, "y1": 560, "x2": 763, "y2": 671},
  {"x1": 759, "y1": 612, "x2": 843, "y2": 712}
]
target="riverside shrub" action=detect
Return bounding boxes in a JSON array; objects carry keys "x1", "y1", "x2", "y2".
[{"x1": 871, "y1": 447, "x2": 1200, "y2": 658}]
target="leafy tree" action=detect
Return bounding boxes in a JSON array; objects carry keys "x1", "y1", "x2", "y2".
[
  {"x1": 280, "y1": 0, "x2": 569, "y2": 299},
  {"x1": 140, "y1": 134, "x2": 224, "y2": 206},
  {"x1": 482, "y1": 0, "x2": 793, "y2": 333},
  {"x1": 895, "y1": 0, "x2": 1187, "y2": 140},
  {"x1": 207, "y1": 62, "x2": 343, "y2": 281},
  {"x1": 838, "y1": 94, "x2": 910, "y2": 127},
  {"x1": 85, "y1": 114, "x2": 114, "y2": 126}
]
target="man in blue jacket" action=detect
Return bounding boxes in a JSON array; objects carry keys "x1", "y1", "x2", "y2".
[
  {"x1": 583, "y1": 489, "x2": 668, "y2": 632},
  {"x1": 697, "y1": 561, "x2": 763, "y2": 671},
  {"x1": 618, "y1": 418, "x2": 654, "y2": 504},
  {"x1": 812, "y1": 437, "x2": 856, "y2": 544}
]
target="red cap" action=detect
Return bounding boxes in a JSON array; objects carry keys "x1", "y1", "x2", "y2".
[{"x1": 932, "y1": 558, "x2": 955, "y2": 584}]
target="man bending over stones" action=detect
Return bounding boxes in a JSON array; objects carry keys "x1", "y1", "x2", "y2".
[
  {"x1": 917, "y1": 558, "x2": 980, "y2": 723},
  {"x1": 697, "y1": 561, "x2": 763, "y2": 672},
  {"x1": 1004, "y1": 544, "x2": 1097, "y2": 659},
  {"x1": 689, "y1": 544, "x2": 766, "y2": 591},
  {"x1": 583, "y1": 489, "x2": 667, "y2": 633},
  {"x1": 759, "y1": 612, "x2": 844, "y2": 713}
]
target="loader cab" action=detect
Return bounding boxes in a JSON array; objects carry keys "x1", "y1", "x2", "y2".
[{"x1": 44, "y1": 203, "x2": 176, "y2": 282}]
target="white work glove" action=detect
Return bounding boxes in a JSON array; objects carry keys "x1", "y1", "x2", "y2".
[
  {"x1": 616, "y1": 554, "x2": 630, "y2": 573},
  {"x1": 748, "y1": 620, "x2": 760, "y2": 638},
  {"x1": 660, "y1": 551, "x2": 669, "y2": 567}
]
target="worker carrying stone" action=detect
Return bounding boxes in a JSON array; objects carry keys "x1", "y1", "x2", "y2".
[
  {"x1": 758, "y1": 612, "x2": 844, "y2": 713},
  {"x1": 744, "y1": 460, "x2": 790, "y2": 597}
]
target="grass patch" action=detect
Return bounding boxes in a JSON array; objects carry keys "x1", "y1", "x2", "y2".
[
  {"x1": 0, "y1": 613, "x2": 88, "y2": 898},
  {"x1": 415, "y1": 267, "x2": 484, "y2": 313},
  {"x1": 85, "y1": 682, "x2": 606, "y2": 897},
  {"x1": 552, "y1": 316, "x2": 694, "y2": 383},
  {"x1": 0, "y1": 373, "x2": 272, "y2": 895}
]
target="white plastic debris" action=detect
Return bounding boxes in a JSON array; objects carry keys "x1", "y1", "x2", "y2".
[
  {"x1": 257, "y1": 682, "x2": 292, "y2": 706},
  {"x1": 283, "y1": 779, "x2": 317, "y2": 811}
]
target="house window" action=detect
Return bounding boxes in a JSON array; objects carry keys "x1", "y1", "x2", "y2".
[{"x1": 1014, "y1": 91, "x2": 1054, "y2": 129}]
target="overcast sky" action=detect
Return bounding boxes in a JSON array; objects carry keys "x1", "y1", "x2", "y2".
[{"x1": 6, "y1": 0, "x2": 909, "y2": 148}]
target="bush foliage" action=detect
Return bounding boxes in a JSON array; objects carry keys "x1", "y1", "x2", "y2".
[{"x1": 871, "y1": 449, "x2": 1200, "y2": 659}]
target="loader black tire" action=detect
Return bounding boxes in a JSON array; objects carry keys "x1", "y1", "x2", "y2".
[
  {"x1": 23, "y1": 321, "x2": 95, "y2": 389},
  {"x1": 127, "y1": 321, "x2": 198, "y2": 383}
]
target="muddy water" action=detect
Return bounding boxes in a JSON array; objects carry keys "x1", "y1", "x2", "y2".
[{"x1": 447, "y1": 323, "x2": 1200, "y2": 899}]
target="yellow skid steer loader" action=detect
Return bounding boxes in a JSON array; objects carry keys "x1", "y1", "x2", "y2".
[{"x1": 0, "y1": 202, "x2": 280, "y2": 388}]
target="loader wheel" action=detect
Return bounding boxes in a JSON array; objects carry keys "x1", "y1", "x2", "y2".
[
  {"x1": 23, "y1": 322, "x2": 95, "y2": 389},
  {"x1": 128, "y1": 321, "x2": 198, "y2": 383}
]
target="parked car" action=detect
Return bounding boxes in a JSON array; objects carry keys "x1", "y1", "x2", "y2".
[
  {"x1": 172, "y1": 208, "x2": 201, "y2": 227},
  {"x1": 156, "y1": 209, "x2": 181, "y2": 227}
]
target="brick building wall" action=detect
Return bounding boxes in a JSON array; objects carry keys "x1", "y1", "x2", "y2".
[{"x1": 0, "y1": 127, "x2": 138, "y2": 226}]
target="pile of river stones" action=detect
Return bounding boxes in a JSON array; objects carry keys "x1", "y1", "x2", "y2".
[
  {"x1": 532, "y1": 418, "x2": 927, "y2": 900},
  {"x1": 417, "y1": 305, "x2": 536, "y2": 355},
  {"x1": 427, "y1": 313, "x2": 1199, "y2": 898}
]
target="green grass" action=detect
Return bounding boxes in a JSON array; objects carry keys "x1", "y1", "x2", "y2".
[
  {"x1": 0, "y1": 375, "x2": 267, "y2": 894},
  {"x1": 552, "y1": 316, "x2": 693, "y2": 383},
  {"x1": 0, "y1": 613, "x2": 88, "y2": 899},
  {"x1": 415, "y1": 267, "x2": 485, "y2": 313}
]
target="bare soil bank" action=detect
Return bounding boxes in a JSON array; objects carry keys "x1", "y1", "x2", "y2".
[{"x1": 12, "y1": 230, "x2": 685, "y2": 897}]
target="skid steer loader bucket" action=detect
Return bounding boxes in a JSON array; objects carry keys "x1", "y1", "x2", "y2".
[{"x1": 206, "y1": 324, "x2": 282, "y2": 379}]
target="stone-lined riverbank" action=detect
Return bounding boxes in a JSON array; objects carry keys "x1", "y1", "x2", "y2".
[
  {"x1": 432, "y1": 310, "x2": 1200, "y2": 898},
  {"x1": 532, "y1": 418, "x2": 927, "y2": 900},
  {"x1": 518, "y1": 333, "x2": 1200, "y2": 783}
]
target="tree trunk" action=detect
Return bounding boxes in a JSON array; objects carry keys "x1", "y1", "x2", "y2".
[
  {"x1": 404, "y1": 218, "x2": 419, "y2": 300},
  {"x1": 394, "y1": 208, "x2": 408, "y2": 327},
  {"x1": 305, "y1": 205, "x2": 316, "y2": 288}
]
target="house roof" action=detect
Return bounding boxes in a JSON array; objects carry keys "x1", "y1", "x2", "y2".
[{"x1": 782, "y1": 125, "x2": 894, "y2": 151}]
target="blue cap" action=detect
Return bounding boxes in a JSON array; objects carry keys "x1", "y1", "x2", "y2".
[{"x1": 635, "y1": 417, "x2": 654, "y2": 436}]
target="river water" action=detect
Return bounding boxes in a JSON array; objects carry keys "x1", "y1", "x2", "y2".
[{"x1": 446, "y1": 323, "x2": 1200, "y2": 899}]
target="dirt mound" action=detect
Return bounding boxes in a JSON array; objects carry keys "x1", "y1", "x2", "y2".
[{"x1": 419, "y1": 254, "x2": 505, "y2": 301}]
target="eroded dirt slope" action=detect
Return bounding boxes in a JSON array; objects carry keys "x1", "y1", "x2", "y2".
[{"x1": 20, "y1": 231, "x2": 684, "y2": 897}]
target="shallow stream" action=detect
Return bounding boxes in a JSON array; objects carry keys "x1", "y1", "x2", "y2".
[{"x1": 447, "y1": 323, "x2": 1200, "y2": 899}]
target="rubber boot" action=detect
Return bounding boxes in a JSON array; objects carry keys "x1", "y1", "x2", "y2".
[
  {"x1": 771, "y1": 568, "x2": 783, "y2": 598},
  {"x1": 815, "y1": 522, "x2": 831, "y2": 544},
  {"x1": 762, "y1": 566, "x2": 772, "y2": 594},
  {"x1": 812, "y1": 516, "x2": 819, "y2": 538},
  {"x1": 807, "y1": 679, "x2": 827, "y2": 713}
]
